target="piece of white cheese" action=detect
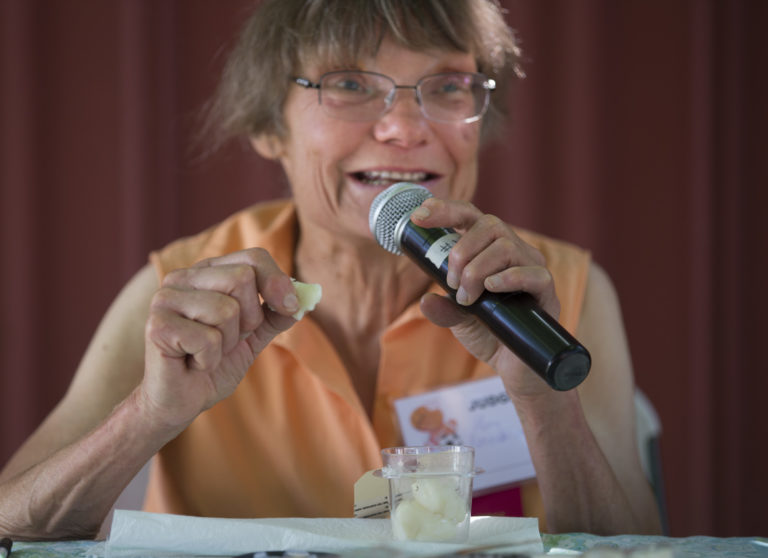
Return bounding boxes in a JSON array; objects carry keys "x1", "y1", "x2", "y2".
[
  {"x1": 291, "y1": 279, "x2": 322, "y2": 320},
  {"x1": 390, "y1": 477, "x2": 469, "y2": 542},
  {"x1": 412, "y1": 477, "x2": 466, "y2": 522}
]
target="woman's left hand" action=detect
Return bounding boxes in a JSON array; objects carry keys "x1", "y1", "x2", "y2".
[
  {"x1": 414, "y1": 196, "x2": 663, "y2": 535},
  {"x1": 413, "y1": 196, "x2": 559, "y2": 396}
]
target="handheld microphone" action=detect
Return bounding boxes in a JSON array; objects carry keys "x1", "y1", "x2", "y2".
[{"x1": 369, "y1": 182, "x2": 590, "y2": 391}]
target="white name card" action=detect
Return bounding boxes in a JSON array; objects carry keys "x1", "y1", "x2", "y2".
[{"x1": 394, "y1": 376, "x2": 535, "y2": 493}]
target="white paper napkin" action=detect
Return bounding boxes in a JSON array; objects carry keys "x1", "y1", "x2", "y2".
[{"x1": 106, "y1": 509, "x2": 543, "y2": 557}]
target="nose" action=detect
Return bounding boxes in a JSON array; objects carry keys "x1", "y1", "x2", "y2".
[{"x1": 372, "y1": 87, "x2": 430, "y2": 148}]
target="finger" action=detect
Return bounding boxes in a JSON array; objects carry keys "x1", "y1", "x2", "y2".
[
  {"x1": 151, "y1": 286, "x2": 243, "y2": 355},
  {"x1": 411, "y1": 200, "x2": 539, "y2": 287},
  {"x1": 195, "y1": 248, "x2": 300, "y2": 317},
  {"x1": 409, "y1": 197, "x2": 484, "y2": 234},
  {"x1": 452, "y1": 217, "x2": 544, "y2": 303},
  {"x1": 485, "y1": 266, "x2": 561, "y2": 318},
  {"x1": 146, "y1": 306, "x2": 223, "y2": 371},
  {"x1": 409, "y1": 197, "x2": 487, "y2": 293},
  {"x1": 168, "y1": 247, "x2": 299, "y2": 329},
  {"x1": 457, "y1": 213, "x2": 545, "y2": 266},
  {"x1": 449, "y1": 216, "x2": 513, "y2": 303},
  {"x1": 419, "y1": 292, "x2": 469, "y2": 328},
  {"x1": 455, "y1": 232, "x2": 547, "y2": 305},
  {"x1": 484, "y1": 265, "x2": 552, "y2": 294},
  {"x1": 420, "y1": 293, "x2": 497, "y2": 362},
  {"x1": 163, "y1": 265, "x2": 264, "y2": 335},
  {"x1": 243, "y1": 300, "x2": 299, "y2": 353}
]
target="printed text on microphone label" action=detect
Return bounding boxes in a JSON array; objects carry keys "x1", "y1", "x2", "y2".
[{"x1": 425, "y1": 232, "x2": 460, "y2": 269}]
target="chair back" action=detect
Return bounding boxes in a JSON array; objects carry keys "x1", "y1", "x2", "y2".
[{"x1": 634, "y1": 390, "x2": 669, "y2": 534}]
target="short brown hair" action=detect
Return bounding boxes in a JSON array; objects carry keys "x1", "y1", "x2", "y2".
[{"x1": 203, "y1": 0, "x2": 522, "y2": 150}]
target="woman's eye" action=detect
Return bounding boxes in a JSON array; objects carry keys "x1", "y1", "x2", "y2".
[
  {"x1": 440, "y1": 82, "x2": 460, "y2": 93},
  {"x1": 328, "y1": 77, "x2": 368, "y2": 94},
  {"x1": 439, "y1": 79, "x2": 473, "y2": 94},
  {"x1": 339, "y1": 80, "x2": 363, "y2": 91}
]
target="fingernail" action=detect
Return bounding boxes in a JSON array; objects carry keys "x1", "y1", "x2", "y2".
[
  {"x1": 456, "y1": 286, "x2": 469, "y2": 306},
  {"x1": 283, "y1": 293, "x2": 299, "y2": 312},
  {"x1": 447, "y1": 271, "x2": 459, "y2": 290},
  {"x1": 485, "y1": 274, "x2": 501, "y2": 289},
  {"x1": 411, "y1": 207, "x2": 430, "y2": 220}
]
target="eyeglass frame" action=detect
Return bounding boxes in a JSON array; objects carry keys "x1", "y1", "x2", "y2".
[{"x1": 291, "y1": 70, "x2": 496, "y2": 124}]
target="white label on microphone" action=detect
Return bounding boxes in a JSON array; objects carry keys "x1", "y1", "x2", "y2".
[{"x1": 425, "y1": 232, "x2": 460, "y2": 269}]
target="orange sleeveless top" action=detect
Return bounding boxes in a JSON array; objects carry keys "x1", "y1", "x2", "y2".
[{"x1": 145, "y1": 200, "x2": 590, "y2": 521}]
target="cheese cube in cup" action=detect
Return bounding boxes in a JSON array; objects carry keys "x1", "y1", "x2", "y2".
[{"x1": 381, "y1": 446, "x2": 475, "y2": 543}]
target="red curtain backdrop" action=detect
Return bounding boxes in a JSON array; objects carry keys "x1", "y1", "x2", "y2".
[{"x1": 1, "y1": 0, "x2": 766, "y2": 537}]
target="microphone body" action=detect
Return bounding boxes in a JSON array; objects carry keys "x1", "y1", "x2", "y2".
[{"x1": 369, "y1": 183, "x2": 590, "y2": 391}]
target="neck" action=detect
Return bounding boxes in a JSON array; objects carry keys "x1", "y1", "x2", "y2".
[
  {"x1": 294, "y1": 222, "x2": 429, "y2": 330},
  {"x1": 294, "y1": 221, "x2": 430, "y2": 417}
]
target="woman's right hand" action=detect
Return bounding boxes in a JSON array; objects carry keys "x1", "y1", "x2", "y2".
[
  {"x1": 0, "y1": 251, "x2": 297, "y2": 540},
  {"x1": 138, "y1": 248, "x2": 299, "y2": 431}
]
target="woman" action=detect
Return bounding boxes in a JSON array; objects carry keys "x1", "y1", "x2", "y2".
[{"x1": 0, "y1": 0, "x2": 661, "y2": 539}]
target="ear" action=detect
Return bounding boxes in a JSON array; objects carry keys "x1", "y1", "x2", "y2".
[{"x1": 250, "y1": 133, "x2": 284, "y2": 160}]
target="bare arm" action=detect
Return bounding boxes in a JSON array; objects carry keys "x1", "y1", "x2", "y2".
[
  {"x1": 0, "y1": 391, "x2": 177, "y2": 540},
  {"x1": 0, "y1": 250, "x2": 301, "y2": 540},
  {"x1": 0, "y1": 264, "x2": 160, "y2": 539},
  {"x1": 513, "y1": 263, "x2": 660, "y2": 534},
  {"x1": 574, "y1": 263, "x2": 661, "y2": 533}
]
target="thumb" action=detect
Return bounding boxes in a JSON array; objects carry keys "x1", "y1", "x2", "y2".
[
  {"x1": 419, "y1": 292, "x2": 467, "y2": 328},
  {"x1": 242, "y1": 302, "x2": 297, "y2": 355},
  {"x1": 420, "y1": 293, "x2": 498, "y2": 362}
]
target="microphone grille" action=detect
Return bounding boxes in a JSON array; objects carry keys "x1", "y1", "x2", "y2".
[{"x1": 369, "y1": 182, "x2": 433, "y2": 254}]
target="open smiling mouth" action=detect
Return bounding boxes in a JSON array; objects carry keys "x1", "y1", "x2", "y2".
[{"x1": 352, "y1": 170, "x2": 437, "y2": 186}]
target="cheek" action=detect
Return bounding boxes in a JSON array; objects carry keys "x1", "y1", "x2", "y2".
[
  {"x1": 459, "y1": 125, "x2": 481, "y2": 153},
  {"x1": 439, "y1": 122, "x2": 480, "y2": 164},
  {"x1": 281, "y1": 98, "x2": 341, "y2": 166},
  {"x1": 447, "y1": 125, "x2": 481, "y2": 199},
  {"x1": 281, "y1": 132, "x2": 333, "y2": 187},
  {"x1": 294, "y1": 120, "x2": 363, "y2": 172}
]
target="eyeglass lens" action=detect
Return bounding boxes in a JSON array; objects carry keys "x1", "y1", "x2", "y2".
[{"x1": 318, "y1": 72, "x2": 490, "y2": 123}]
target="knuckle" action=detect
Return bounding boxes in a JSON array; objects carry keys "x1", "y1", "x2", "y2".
[
  {"x1": 495, "y1": 235, "x2": 516, "y2": 253},
  {"x1": 230, "y1": 263, "x2": 257, "y2": 287},
  {"x1": 150, "y1": 287, "x2": 177, "y2": 310},
  {"x1": 241, "y1": 316, "x2": 263, "y2": 333},
  {"x1": 531, "y1": 248, "x2": 547, "y2": 266},
  {"x1": 471, "y1": 214, "x2": 505, "y2": 239},
  {"x1": 217, "y1": 295, "x2": 241, "y2": 323},
  {"x1": 162, "y1": 268, "x2": 189, "y2": 287},
  {"x1": 145, "y1": 309, "x2": 175, "y2": 343},
  {"x1": 539, "y1": 266, "x2": 555, "y2": 286},
  {"x1": 201, "y1": 325, "x2": 223, "y2": 348},
  {"x1": 144, "y1": 311, "x2": 164, "y2": 337},
  {"x1": 241, "y1": 309, "x2": 265, "y2": 332},
  {"x1": 518, "y1": 266, "x2": 552, "y2": 292},
  {"x1": 479, "y1": 213, "x2": 504, "y2": 231},
  {"x1": 461, "y1": 263, "x2": 480, "y2": 284},
  {"x1": 449, "y1": 246, "x2": 469, "y2": 268},
  {"x1": 243, "y1": 247, "x2": 270, "y2": 263},
  {"x1": 263, "y1": 270, "x2": 289, "y2": 293},
  {"x1": 457, "y1": 199, "x2": 478, "y2": 212}
]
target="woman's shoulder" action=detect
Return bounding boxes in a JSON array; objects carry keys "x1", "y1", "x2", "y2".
[{"x1": 150, "y1": 199, "x2": 297, "y2": 276}]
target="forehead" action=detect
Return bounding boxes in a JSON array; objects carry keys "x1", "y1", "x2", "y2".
[{"x1": 300, "y1": 36, "x2": 478, "y2": 78}]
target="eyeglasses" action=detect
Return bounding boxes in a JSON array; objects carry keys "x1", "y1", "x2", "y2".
[{"x1": 292, "y1": 70, "x2": 496, "y2": 123}]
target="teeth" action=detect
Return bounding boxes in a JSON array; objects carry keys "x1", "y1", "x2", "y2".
[{"x1": 361, "y1": 170, "x2": 428, "y2": 183}]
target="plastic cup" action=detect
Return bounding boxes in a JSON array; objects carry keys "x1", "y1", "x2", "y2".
[{"x1": 380, "y1": 445, "x2": 475, "y2": 543}]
